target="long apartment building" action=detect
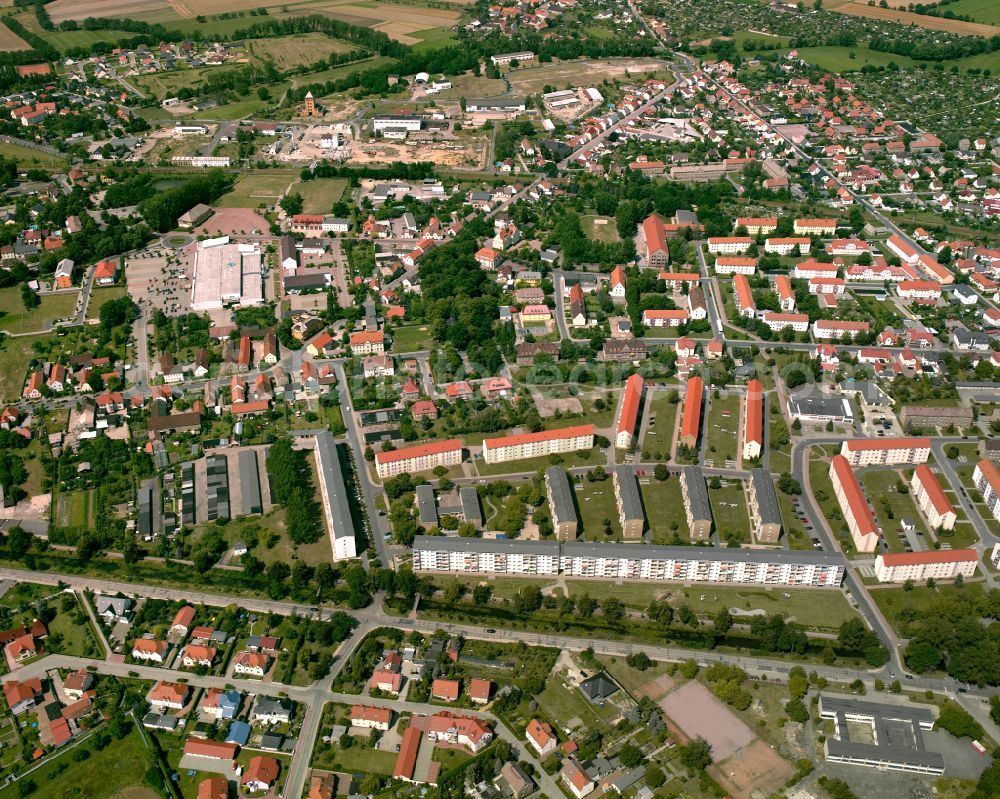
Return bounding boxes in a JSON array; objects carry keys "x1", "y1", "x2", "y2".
[
  {"x1": 873, "y1": 550, "x2": 977, "y2": 584},
  {"x1": 613, "y1": 465, "x2": 645, "y2": 539},
  {"x1": 545, "y1": 467, "x2": 579, "y2": 540},
  {"x1": 679, "y1": 376, "x2": 704, "y2": 449},
  {"x1": 840, "y1": 438, "x2": 931, "y2": 467},
  {"x1": 680, "y1": 465, "x2": 712, "y2": 541},
  {"x1": 742, "y1": 380, "x2": 763, "y2": 461},
  {"x1": 615, "y1": 374, "x2": 644, "y2": 450},
  {"x1": 747, "y1": 468, "x2": 782, "y2": 544},
  {"x1": 909, "y1": 465, "x2": 956, "y2": 531},
  {"x1": 482, "y1": 425, "x2": 593, "y2": 464},
  {"x1": 733, "y1": 273, "x2": 756, "y2": 318},
  {"x1": 829, "y1": 454, "x2": 880, "y2": 553},
  {"x1": 642, "y1": 214, "x2": 670, "y2": 269},
  {"x1": 314, "y1": 432, "x2": 357, "y2": 560},
  {"x1": 413, "y1": 537, "x2": 845, "y2": 587},
  {"x1": 973, "y1": 459, "x2": 1000, "y2": 522},
  {"x1": 375, "y1": 438, "x2": 463, "y2": 479}
]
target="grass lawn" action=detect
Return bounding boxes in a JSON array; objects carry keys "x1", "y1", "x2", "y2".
[
  {"x1": 86, "y1": 285, "x2": 128, "y2": 318},
  {"x1": 0, "y1": 332, "x2": 55, "y2": 402},
  {"x1": 216, "y1": 172, "x2": 295, "y2": 208},
  {"x1": 298, "y1": 56, "x2": 398, "y2": 91},
  {"x1": 535, "y1": 673, "x2": 611, "y2": 733},
  {"x1": 474, "y1": 447, "x2": 603, "y2": 477},
  {"x1": 641, "y1": 392, "x2": 679, "y2": 460},
  {"x1": 861, "y1": 469, "x2": 929, "y2": 551},
  {"x1": 48, "y1": 596, "x2": 101, "y2": 657},
  {"x1": 247, "y1": 32, "x2": 354, "y2": 70},
  {"x1": 708, "y1": 480, "x2": 750, "y2": 543},
  {"x1": 295, "y1": 177, "x2": 349, "y2": 214},
  {"x1": 641, "y1": 476, "x2": 690, "y2": 543},
  {"x1": 677, "y1": 584, "x2": 861, "y2": 630},
  {"x1": 55, "y1": 489, "x2": 94, "y2": 530},
  {"x1": 794, "y1": 44, "x2": 922, "y2": 71},
  {"x1": 704, "y1": 394, "x2": 741, "y2": 466},
  {"x1": 574, "y1": 478, "x2": 621, "y2": 540},
  {"x1": 444, "y1": 574, "x2": 559, "y2": 601},
  {"x1": 581, "y1": 214, "x2": 620, "y2": 244},
  {"x1": 870, "y1": 582, "x2": 985, "y2": 637},
  {"x1": 27, "y1": 727, "x2": 153, "y2": 799},
  {"x1": 0, "y1": 287, "x2": 77, "y2": 333},
  {"x1": 328, "y1": 742, "x2": 398, "y2": 774},
  {"x1": 0, "y1": 140, "x2": 66, "y2": 171},
  {"x1": 388, "y1": 324, "x2": 433, "y2": 353},
  {"x1": 808, "y1": 445, "x2": 853, "y2": 551},
  {"x1": 598, "y1": 653, "x2": 673, "y2": 696}
]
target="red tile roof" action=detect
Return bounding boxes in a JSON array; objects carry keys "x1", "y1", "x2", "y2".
[
  {"x1": 484, "y1": 425, "x2": 593, "y2": 450},
  {"x1": 843, "y1": 438, "x2": 930, "y2": 452},
  {"x1": 880, "y1": 549, "x2": 976, "y2": 567},
  {"x1": 830, "y1": 455, "x2": 877, "y2": 536},
  {"x1": 616, "y1": 374, "x2": 643, "y2": 437},
  {"x1": 375, "y1": 438, "x2": 462, "y2": 465},
  {"x1": 681, "y1": 376, "x2": 703, "y2": 443},
  {"x1": 743, "y1": 379, "x2": 763, "y2": 448}
]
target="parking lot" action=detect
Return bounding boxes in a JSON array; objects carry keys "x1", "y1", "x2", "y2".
[{"x1": 126, "y1": 247, "x2": 193, "y2": 317}]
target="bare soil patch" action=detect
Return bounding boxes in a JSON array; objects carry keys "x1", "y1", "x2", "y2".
[
  {"x1": 835, "y1": 1, "x2": 1000, "y2": 35},
  {"x1": 711, "y1": 739, "x2": 796, "y2": 799},
  {"x1": 657, "y1": 680, "x2": 756, "y2": 761}
]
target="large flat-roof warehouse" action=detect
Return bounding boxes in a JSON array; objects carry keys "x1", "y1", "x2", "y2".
[{"x1": 190, "y1": 237, "x2": 265, "y2": 311}]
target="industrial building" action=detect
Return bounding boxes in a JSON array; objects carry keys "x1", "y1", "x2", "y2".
[
  {"x1": 314, "y1": 432, "x2": 357, "y2": 561},
  {"x1": 544, "y1": 467, "x2": 578, "y2": 540},
  {"x1": 818, "y1": 696, "x2": 943, "y2": 775},
  {"x1": 747, "y1": 468, "x2": 782, "y2": 544},
  {"x1": 413, "y1": 537, "x2": 845, "y2": 587},
  {"x1": 205, "y1": 454, "x2": 230, "y2": 522},
  {"x1": 787, "y1": 392, "x2": 854, "y2": 423},
  {"x1": 238, "y1": 450, "x2": 263, "y2": 516},
  {"x1": 190, "y1": 238, "x2": 264, "y2": 311},
  {"x1": 679, "y1": 466, "x2": 712, "y2": 541},
  {"x1": 613, "y1": 466, "x2": 645, "y2": 539}
]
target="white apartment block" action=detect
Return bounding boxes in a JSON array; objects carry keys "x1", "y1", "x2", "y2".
[
  {"x1": 910, "y1": 465, "x2": 956, "y2": 530},
  {"x1": 761, "y1": 312, "x2": 809, "y2": 332},
  {"x1": 812, "y1": 320, "x2": 870, "y2": 340},
  {"x1": 482, "y1": 425, "x2": 593, "y2": 464},
  {"x1": 764, "y1": 237, "x2": 810, "y2": 255},
  {"x1": 841, "y1": 439, "x2": 931, "y2": 467},
  {"x1": 714, "y1": 257, "x2": 757, "y2": 275},
  {"x1": 974, "y1": 459, "x2": 1000, "y2": 522},
  {"x1": 412, "y1": 537, "x2": 845, "y2": 587},
  {"x1": 375, "y1": 438, "x2": 463, "y2": 479},
  {"x1": 873, "y1": 550, "x2": 977, "y2": 583},
  {"x1": 707, "y1": 237, "x2": 752, "y2": 255}
]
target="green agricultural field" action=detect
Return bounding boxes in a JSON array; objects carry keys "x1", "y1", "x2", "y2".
[
  {"x1": 26, "y1": 727, "x2": 155, "y2": 799},
  {"x1": 216, "y1": 172, "x2": 295, "y2": 208},
  {"x1": 0, "y1": 288, "x2": 77, "y2": 334},
  {"x1": 641, "y1": 476, "x2": 690, "y2": 543},
  {"x1": 247, "y1": 32, "x2": 355, "y2": 71},
  {"x1": 295, "y1": 177, "x2": 349, "y2": 214},
  {"x1": 937, "y1": 0, "x2": 1000, "y2": 24},
  {"x1": 0, "y1": 140, "x2": 66, "y2": 171},
  {"x1": 411, "y1": 26, "x2": 460, "y2": 51},
  {"x1": 388, "y1": 324, "x2": 433, "y2": 353}
]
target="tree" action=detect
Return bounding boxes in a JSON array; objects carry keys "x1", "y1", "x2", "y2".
[
  {"x1": 601, "y1": 597, "x2": 624, "y2": 622},
  {"x1": 626, "y1": 652, "x2": 651, "y2": 671},
  {"x1": 679, "y1": 737, "x2": 712, "y2": 771},
  {"x1": 619, "y1": 743, "x2": 643, "y2": 768},
  {"x1": 654, "y1": 463, "x2": 669, "y2": 481},
  {"x1": 513, "y1": 586, "x2": 542, "y2": 615},
  {"x1": 645, "y1": 766, "x2": 666, "y2": 788},
  {"x1": 679, "y1": 658, "x2": 699, "y2": 679},
  {"x1": 280, "y1": 192, "x2": 303, "y2": 216},
  {"x1": 935, "y1": 701, "x2": 984, "y2": 740},
  {"x1": 785, "y1": 697, "x2": 809, "y2": 723},
  {"x1": 713, "y1": 608, "x2": 733, "y2": 635}
]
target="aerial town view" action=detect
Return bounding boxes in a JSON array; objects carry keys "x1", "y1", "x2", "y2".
[{"x1": 0, "y1": 0, "x2": 998, "y2": 797}]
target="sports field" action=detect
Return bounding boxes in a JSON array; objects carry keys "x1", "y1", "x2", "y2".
[
  {"x1": 295, "y1": 177, "x2": 349, "y2": 214},
  {"x1": 216, "y1": 172, "x2": 294, "y2": 208}
]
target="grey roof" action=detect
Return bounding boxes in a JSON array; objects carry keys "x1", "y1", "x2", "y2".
[
  {"x1": 283, "y1": 273, "x2": 330, "y2": 291},
  {"x1": 238, "y1": 449, "x2": 262, "y2": 516},
  {"x1": 255, "y1": 696, "x2": 292, "y2": 717},
  {"x1": 314, "y1": 431, "x2": 355, "y2": 549},
  {"x1": 96, "y1": 594, "x2": 132, "y2": 616},
  {"x1": 579, "y1": 671, "x2": 620, "y2": 701},
  {"x1": 468, "y1": 96, "x2": 526, "y2": 109},
  {"x1": 416, "y1": 484, "x2": 438, "y2": 528},
  {"x1": 610, "y1": 767, "x2": 646, "y2": 792},
  {"x1": 681, "y1": 466, "x2": 712, "y2": 523},
  {"x1": 459, "y1": 486, "x2": 482, "y2": 528},
  {"x1": 545, "y1": 467, "x2": 578, "y2": 528},
  {"x1": 559, "y1": 540, "x2": 845, "y2": 567},
  {"x1": 414, "y1": 535, "x2": 560, "y2": 558},
  {"x1": 788, "y1": 392, "x2": 853, "y2": 418},
  {"x1": 675, "y1": 209, "x2": 700, "y2": 225},
  {"x1": 749, "y1": 468, "x2": 781, "y2": 527},
  {"x1": 819, "y1": 695, "x2": 943, "y2": 772},
  {"x1": 838, "y1": 380, "x2": 890, "y2": 406},
  {"x1": 415, "y1": 536, "x2": 844, "y2": 567},
  {"x1": 614, "y1": 466, "x2": 644, "y2": 522}
]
